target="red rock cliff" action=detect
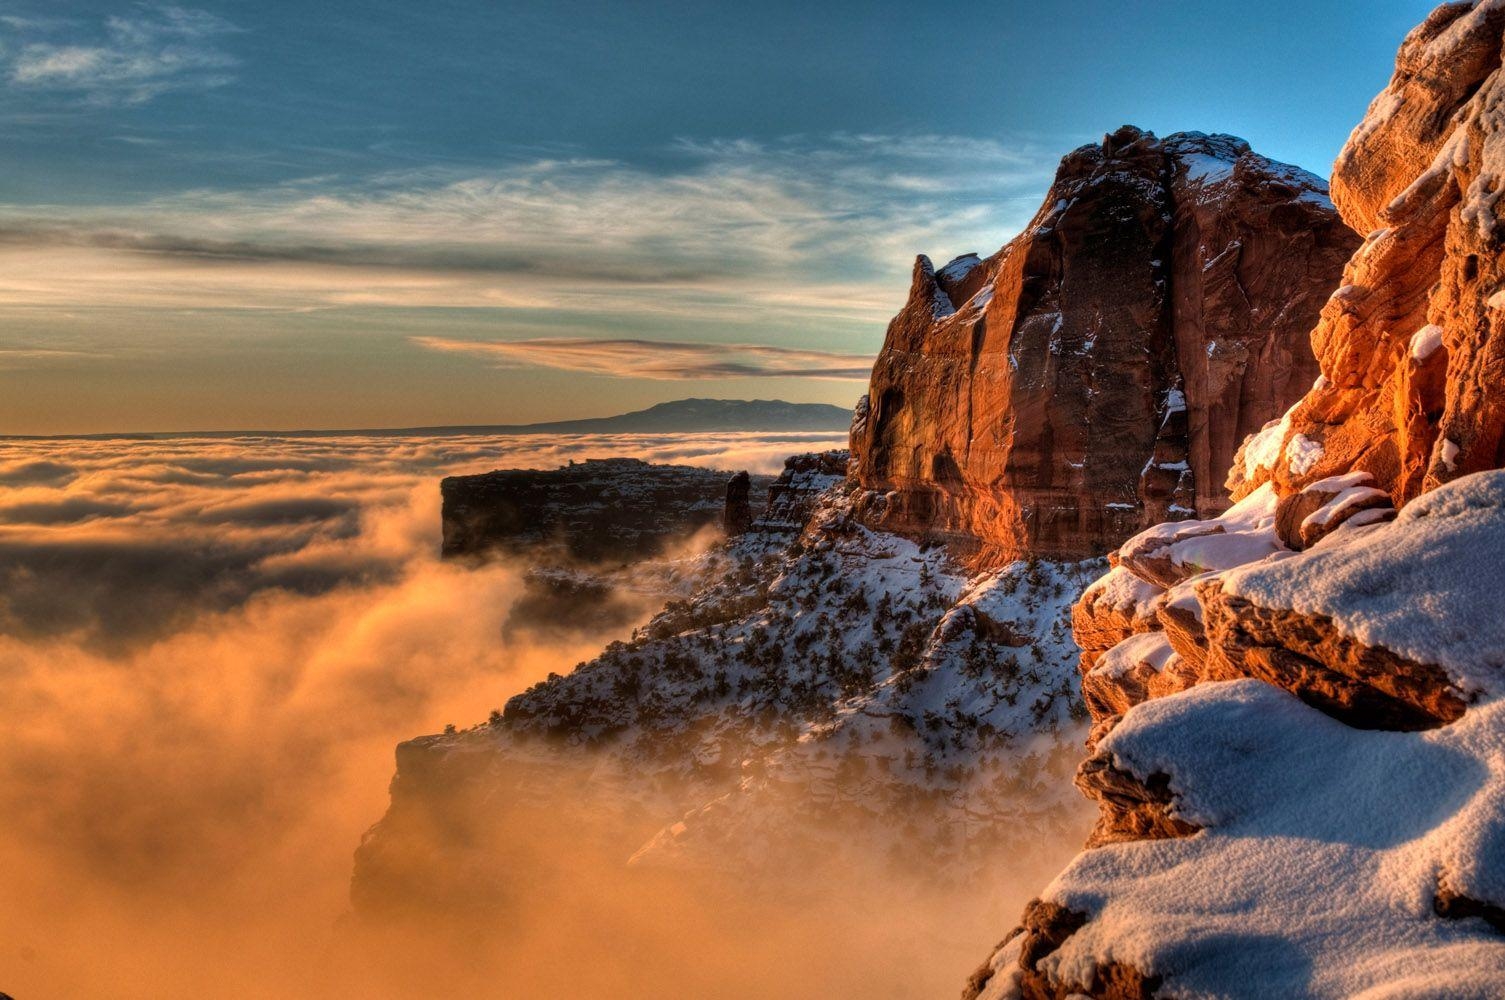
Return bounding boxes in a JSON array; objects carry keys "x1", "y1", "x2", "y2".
[
  {"x1": 1229, "y1": 0, "x2": 1505, "y2": 505},
  {"x1": 850, "y1": 127, "x2": 1357, "y2": 565},
  {"x1": 969, "y1": 5, "x2": 1505, "y2": 998}
]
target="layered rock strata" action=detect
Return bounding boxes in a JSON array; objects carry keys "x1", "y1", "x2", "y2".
[
  {"x1": 852, "y1": 128, "x2": 1357, "y2": 564},
  {"x1": 973, "y1": 5, "x2": 1505, "y2": 996},
  {"x1": 1229, "y1": 0, "x2": 1505, "y2": 506},
  {"x1": 439, "y1": 458, "x2": 771, "y2": 563}
]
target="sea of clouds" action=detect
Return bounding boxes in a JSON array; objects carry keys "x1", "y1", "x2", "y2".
[{"x1": 0, "y1": 429, "x2": 859, "y2": 999}]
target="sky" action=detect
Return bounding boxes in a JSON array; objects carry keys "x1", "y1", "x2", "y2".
[{"x1": 0, "y1": 0, "x2": 1439, "y2": 433}]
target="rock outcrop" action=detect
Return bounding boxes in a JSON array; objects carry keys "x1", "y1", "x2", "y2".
[
  {"x1": 724, "y1": 471, "x2": 754, "y2": 535},
  {"x1": 357, "y1": 453, "x2": 1099, "y2": 915},
  {"x1": 1229, "y1": 0, "x2": 1505, "y2": 506},
  {"x1": 851, "y1": 127, "x2": 1357, "y2": 565},
  {"x1": 975, "y1": 5, "x2": 1505, "y2": 996},
  {"x1": 439, "y1": 458, "x2": 771, "y2": 563}
]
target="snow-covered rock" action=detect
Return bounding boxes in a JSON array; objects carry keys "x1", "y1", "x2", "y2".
[
  {"x1": 355, "y1": 454, "x2": 1103, "y2": 910},
  {"x1": 971, "y1": 473, "x2": 1505, "y2": 999}
]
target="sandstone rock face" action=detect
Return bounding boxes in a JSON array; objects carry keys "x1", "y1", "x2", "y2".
[
  {"x1": 850, "y1": 127, "x2": 1356, "y2": 566},
  {"x1": 1230, "y1": 0, "x2": 1505, "y2": 507},
  {"x1": 978, "y1": 9, "x2": 1505, "y2": 995}
]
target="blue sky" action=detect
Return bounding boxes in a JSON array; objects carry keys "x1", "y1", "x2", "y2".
[{"x1": 0, "y1": 0, "x2": 1437, "y2": 432}]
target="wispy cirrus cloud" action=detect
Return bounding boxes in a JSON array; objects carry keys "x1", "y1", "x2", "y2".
[
  {"x1": 411, "y1": 335, "x2": 874, "y2": 381},
  {"x1": 6, "y1": 5, "x2": 240, "y2": 106},
  {"x1": 0, "y1": 133, "x2": 1056, "y2": 320}
]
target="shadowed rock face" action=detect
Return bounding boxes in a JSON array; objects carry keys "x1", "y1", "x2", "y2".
[
  {"x1": 439, "y1": 458, "x2": 772, "y2": 564},
  {"x1": 724, "y1": 471, "x2": 754, "y2": 536},
  {"x1": 850, "y1": 126, "x2": 1356, "y2": 566}
]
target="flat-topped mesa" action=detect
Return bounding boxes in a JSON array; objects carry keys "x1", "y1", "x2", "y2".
[
  {"x1": 1231, "y1": 0, "x2": 1505, "y2": 507},
  {"x1": 850, "y1": 126, "x2": 1357, "y2": 566},
  {"x1": 439, "y1": 458, "x2": 772, "y2": 563}
]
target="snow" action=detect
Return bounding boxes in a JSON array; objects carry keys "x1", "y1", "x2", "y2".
[
  {"x1": 1410, "y1": 324, "x2": 1445, "y2": 361},
  {"x1": 1178, "y1": 152, "x2": 1238, "y2": 186},
  {"x1": 937, "y1": 253, "x2": 983, "y2": 286},
  {"x1": 1163, "y1": 576, "x2": 1205, "y2": 623},
  {"x1": 487, "y1": 466, "x2": 1109, "y2": 878},
  {"x1": 1283, "y1": 433, "x2": 1324, "y2": 475},
  {"x1": 1222, "y1": 471, "x2": 1505, "y2": 696},
  {"x1": 1084, "y1": 565, "x2": 1164, "y2": 621},
  {"x1": 1118, "y1": 483, "x2": 1283, "y2": 582},
  {"x1": 1236, "y1": 406, "x2": 1297, "y2": 481},
  {"x1": 1091, "y1": 631, "x2": 1176, "y2": 680},
  {"x1": 1443, "y1": 438, "x2": 1461, "y2": 472},
  {"x1": 1006, "y1": 680, "x2": 1505, "y2": 1000},
  {"x1": 1299, "y1": 472, "x2": 1391, "y2": 531},
  {"x1": 1344, "y1": 88, "x2": 1404, "y2": 157}
]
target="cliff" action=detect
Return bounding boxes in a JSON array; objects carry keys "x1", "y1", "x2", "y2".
[
  {"x1": 1228, "y1": 0, "x2": 1505, "y2": 507},
  {"x1": 851, "y1": 127, "x2": 1358, "y2": 565},
  {"x1": 440, "y1": 458, "x2": 771, "y2": 563},
  {"x1": 356, "y1": 451, "x2": 1099, "y2": 916},
  {"x1": 972, "y1": 5, "x2": 1505, "y2": 997},
  {"x1": 355, "y1": 126, "x2": 1365, "y2": 989}
]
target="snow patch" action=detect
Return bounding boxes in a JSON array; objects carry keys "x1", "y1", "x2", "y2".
[
  {"x1": 1284, "y1": 433, "x2": 1323, "y2": 476},
  {"x1": 1223, "y1": 471, "x2": 1505, "y2": 694},
  {"x1": 1443, "y1": 438, "x2": 1461, "y2": 472},
  {"x1": 1410, "y1": 324, "x2": 1445, "y2": 361},
  {"x1": 1024, "y1": 680, "x2": 1505, "y2": 1000}
]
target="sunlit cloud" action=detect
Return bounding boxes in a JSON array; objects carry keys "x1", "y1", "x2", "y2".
[
  {"x1": 0, "y1": 346, "x2": 108, "y2": 368},
  {"x1": 0, "y1": 429, "x2": 847, "y2": 645},
  {"x1": 0, "y1": 134, "x2": 1054, "y2": 324},
  {"x1": 411, "y1": 335, "x2": 873, "y2": 381},
  {"x1": 6, "y1": 5, "x2": 240, "y2": 106}
]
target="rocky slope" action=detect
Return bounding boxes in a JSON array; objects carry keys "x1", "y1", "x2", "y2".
[
  {"x1": 356, "y1": 451, "x2": 1101, "y2": 910},
  {"x1": 850, "y1": 128, "x2": 1357, "y2": 565},
  {"x1": 971, "y1": 5, "x2": 1505, "y2": 996}
]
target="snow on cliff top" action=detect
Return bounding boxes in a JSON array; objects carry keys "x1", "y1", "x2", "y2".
[
  {"x1": 1222, "y1": 471, "x2": 1505, "y2": 696},
  {"x1": 1014, "y1": 679, "x2": 1505, "y2": 999}
]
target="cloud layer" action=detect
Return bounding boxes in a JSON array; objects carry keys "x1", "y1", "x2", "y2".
[
  {"x1": 0, "y1": 429, "x2": 844, "y2": 645},
  {"x1": 5, "y1": 5, "x2": 240, "y2": 105},
  {"x1": 0, "y1": 134, "x2": 1054, "y2": 323},
  {"x1": 412, "y1": 335, "x2": 873, "y2": 380},
  {"x1": 0, "y1": 428, "x2": 872, "y2": 999}
]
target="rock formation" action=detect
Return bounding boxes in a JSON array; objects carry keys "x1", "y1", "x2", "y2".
[
  {"x1": 851, "y1": 128, "x2": 1357, "y2": 565},
  {"x1": 356, "y1": 452, "x2": 1098, "y2": 917},
  {"x1": 1228, "y1": 0, "x2": 1505, "y2": 506},
  {"x1": 439, "y1": 457, "x2": 771, "y2": 563},
  {"x1": 971, "y1": 5, "x2": 1505, "y2": 996},
  {"x1": 724, "y1": 471, "x2": 754, "y2": 535}
]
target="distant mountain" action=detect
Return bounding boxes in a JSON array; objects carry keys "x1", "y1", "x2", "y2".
[
  {"x1": 479, "y1": 398, "x2": 854, "y2": 435},
  {"x1": 7, "y1": 398, "x2": 855, "y2": 440}
]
